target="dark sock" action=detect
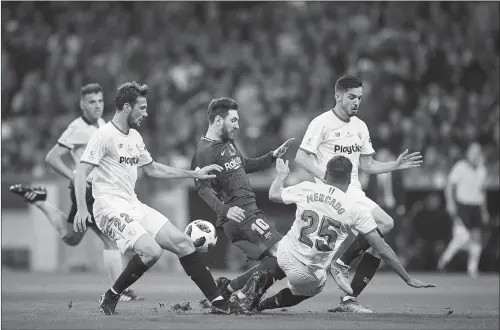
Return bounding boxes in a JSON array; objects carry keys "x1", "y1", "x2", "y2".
[
  {"x1": 349, "y1": 252, "x2": 381, "y2": 297},
  {"x1": 259, "y1": 288, "x2": 309, "y2": 310},
  {"x1": 112, "y1": 254, "x2": 150, "y2": 294},
  {"x1": 179, "y1": 251, "x2": 219, "y2": 302},
  {"x1": 339, "y1": 229, "x2": 384, "y2": 265},
  {"x1": 229, "y1": 264, "x2": 259, "y2": 292},
  {"x1": 241, "y1": 256, "x2": 286, "y2": 294}
]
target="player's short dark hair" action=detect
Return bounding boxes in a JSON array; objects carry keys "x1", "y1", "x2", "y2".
[
  {"x1": 325, "y1": 156, "x2": 352, "y2": 183},
  {"x1": 207, "y1": 97, "x2": 239, "y2": 124},
  {"x1": 335, "y1": 75, "x2": 363, "y2": 94},
  {"x1": 115, "y1": 82, "x2": 149, "y2": 110},
  {"x1": 80, "y1": 83, "x2": 103, "y2": 98}
]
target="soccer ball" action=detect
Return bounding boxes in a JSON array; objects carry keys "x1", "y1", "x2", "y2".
[{"x1": 184, "y1": 220, "x2": 218, "y2": 253}]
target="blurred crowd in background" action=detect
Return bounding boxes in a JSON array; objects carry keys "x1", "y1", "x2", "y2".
[
  {"x1": 2, "y1": 1, "x2": 499, "y2": 187},
  {"x1": 1, "y1": 1, "x2": 499, "y2": 272}
]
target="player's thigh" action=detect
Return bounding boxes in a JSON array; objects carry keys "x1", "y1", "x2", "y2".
[
  {"x1": 90, "y1": 225, "x2": 118, "y2": 250},
  {"x1": 223, "y1": 212, "x2": 283, "y2": 261},
  {"x1": 277, "y1": 240, "x2": 325, "y2": 297},
  {"x1": 139, "y1": 204, "x2": 194, "y2": 257},
  {"x1": 94, "y1": 203, "x2": 150, "y2": 256}
]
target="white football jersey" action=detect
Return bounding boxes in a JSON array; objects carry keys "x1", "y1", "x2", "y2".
[
  {"x1": 299, "y1": 111, "x2": 375, "y2": 189},
  {"x1": 448, "y1": 160, "x2": 487, "y2": 205},
  {"x1": 57, "y1": 116, "x2": 106, "y2": 164},
  {"x1": 281, "y1": 181, "x2": 377, "y2": 270},
  {"x1": 80, "y1": 122, "x2": 153, "y2": 202}
]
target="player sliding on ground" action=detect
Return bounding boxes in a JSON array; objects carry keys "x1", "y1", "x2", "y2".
[
  {"x1": 295, "y1": 75, "x2": 424, "y2": 312},
  {"x1": 74, "y1": 82, "x2": 243, "y2": 315},
  {"x1": 10, "y1": 83, "x2": 141, "y2": 302},
  {"x1": 238, "y1": 156, "x2": 435, "y2": 313},
  {"x1": 191, "y1": 97, "x2": 294, "y2": 302}
]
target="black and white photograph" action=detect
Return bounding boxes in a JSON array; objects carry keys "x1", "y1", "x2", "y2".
[{"x1": 1, "y1": 1, "x2": 499, "y2": 329}]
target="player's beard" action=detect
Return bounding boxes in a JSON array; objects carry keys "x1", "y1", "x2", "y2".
[
  {"x1": 221, "y1": 125, "x2": 234, "y2": 142},
  {"x1": 342, "y1": 99, "x2": 358, "y2": 117},
  {"x1": 128, "y1": 116, "x2": 141, "y2": 130}
]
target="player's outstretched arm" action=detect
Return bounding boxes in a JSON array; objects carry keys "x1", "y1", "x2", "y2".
[
  {"x1": 295, "y1": 149, "x2": 325, "y2": 181},
  {"x1": 359, "y1": 149, "x2": 423, "y2": 175},
  {"x1": 364, "y1": 230, "x2": 436, "y2": 288},
  {"x1": 74, "y1": 162, "x2": 95, "y2": 232},
  {"x1": 243, "y1": 138, "x2": 294, "y2": 173},
  {"x1": 142, "y1": 162, "x2": 222, "y2": 180},
  {"x1": 269, "y1": 159, "x2": 290, "y2": 203},
  {"x1": 45, "y1": 144, "x2": 75, "y2": 182}
]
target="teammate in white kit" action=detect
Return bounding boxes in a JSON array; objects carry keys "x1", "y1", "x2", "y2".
[
  {"x1": 245, "y1": 156, "x2": 434, "y2": 312},
  {"x1": 295, "y1": 75, "x2": 424, "y2": 312},
  {"x1": 73, "y1": 82, "x2": 243, "y2": 316},
  {"x1": 9, "y1": 83, "x2": 141, "y2": 301}
]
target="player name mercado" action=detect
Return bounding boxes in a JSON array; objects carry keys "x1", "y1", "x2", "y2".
[{"x1": 306, "y1": 193, "x2": 346, "y2": 214}]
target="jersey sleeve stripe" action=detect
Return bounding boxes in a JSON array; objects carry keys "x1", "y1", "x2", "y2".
[
  {"x1": 57, "y1": 142, "x2": 72, "y2": 150},
  {"x1": 138, "y1": 160, "x2": 154, "y2": 168},
  {"x1": 299, "y1": 146, "x2": 317, "y2": 155},
  {"x1": 80, "y1": 160, "x2": 99, "y2": 167}
]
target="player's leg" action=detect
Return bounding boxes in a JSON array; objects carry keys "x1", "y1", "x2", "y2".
[
  {"x1": 98, "y1": 216, "x2": 160, "y2": 315},
  {"x1": 256, "y1": 239, "x2": 321, "y2": 312},
  {"x1": 10, "y1": 184, "x2": 86, "y2": 243},
  {"x1": 466, "y1": 206, "x2": 483, "y2": 277},
  {"x1": 437, "y1": 221, "x2": 470, "y2": 270},
  {"x1": 141, "y1": 205, "x2": 242, "y2": 314},
  {"x1": 219, "y1": 213, "x2": 285, "y2": 298}
]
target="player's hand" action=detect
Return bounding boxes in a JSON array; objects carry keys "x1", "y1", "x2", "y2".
[
  {"x1": 226, "y1": 206, "x2": 245, "y2": 223},
  {"x1": 273, "y1": 138, "x2": 295, "y2": 158},
  {"x1": 396, "y1": 149, "x2": 423, "y2": 170},
  {"x1": 405, "y1": 278, "x2": 436, "y2": 288},
  {"x1": 276, "y1": 158, "x2": 290, "y2": 177},
  {"x1": 74, "y1": 209, "x2": 92, "y2": 232},
  {"x1": 194, "y1": 164, "x2": 223, "y2": 180}
]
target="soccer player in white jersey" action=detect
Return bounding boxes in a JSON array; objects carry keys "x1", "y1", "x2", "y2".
[
  {"x1": 9, "y1": 83, "x2": 141, "y2": 301},
  {"x1": 295, "y1": 75, "x2": 424, "y2": 312},
  {"x1": 241, "y1": 156, "x2": 434, "y2": 312},
  {"x1": 438, "y1": 142, "x2": 490, "y2": 277},
  {"x1": 73, "y1": 82, "x2": 244, "y2": 316}
]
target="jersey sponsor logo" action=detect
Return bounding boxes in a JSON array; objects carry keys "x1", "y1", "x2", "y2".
[
  {"x1": 119, "y1": 156, "x2": 139, "y2": 166},
  {"x1": 333, "y1": 144, "x2": 362, "y2": 154},
  {"x1": 224, "y1": 157, "x2": 242, "y2": 171}
]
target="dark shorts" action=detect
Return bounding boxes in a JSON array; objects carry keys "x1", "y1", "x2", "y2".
[
  {"x1": 68, "y1": 184, "x2": 98, "y2": 230},
  {"x1": 457, "y1": 203, "x2": 482, "y2": 230},
  {"x1": 223, "y1": 209, "x2": 283, "y2": 261}
]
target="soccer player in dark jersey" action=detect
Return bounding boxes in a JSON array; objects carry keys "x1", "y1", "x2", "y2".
[{"x1": 191, "y1": 97, "x2": 294, "y2": 300}]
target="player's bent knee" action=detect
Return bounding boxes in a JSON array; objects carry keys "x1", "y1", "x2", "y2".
[
  {"x1": 62, "y1": 231, "x2": 85, "y2": 246},
  {"x1": 133, "y1": 234, "x2": 162, "y2": 266},
  {"x1": 173, "y1": 235, "x2": 196, "y2": 257}
]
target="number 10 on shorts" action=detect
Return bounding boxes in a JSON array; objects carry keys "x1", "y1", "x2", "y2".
[{"x1": 251, "y1": 218, "x2": 270, "y2": 236}]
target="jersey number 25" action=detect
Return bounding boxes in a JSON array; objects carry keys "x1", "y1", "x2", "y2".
[{"x1": 299, "y1": 210, "x2": 341, "y2": 252}]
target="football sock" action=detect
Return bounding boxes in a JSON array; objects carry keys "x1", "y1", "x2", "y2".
[
  {"x1": 439, "y1": 232, "x2": 469, "y2": 268},
  {"x1": 102, "y1": 249, "x2": 123, "y2": 284},
  {"x1": 112, "y1": 254, "x2": 149, "y2": 294},
  {"x1": 240, "y1": 256, "x2": 285, "y2": 294},
  {"x1": 179, "y1": 251, "x2": 219, "y2": 302},
  {"x1": 229, "y1": 264, "x2": 259, "y2": 292},
  {"x1": 338, "y1": 229, "x2": 384, "y2": 266},
  {"x1": 467, "y1": 241, "x2": 482, "y2": 274},
  {"x1": 349, "y1": 252, "x2": 381, "y2": 297},
  {"x1": 259, "y1": 288, "x2": 309, "y2": 310}
]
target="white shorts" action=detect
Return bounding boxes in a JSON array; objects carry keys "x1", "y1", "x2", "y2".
[
  {"x1": 277, "y1": 237, "x2": 327, "y2": 297},
  {"x1": 93, "y1": 196, "x2": 169, "y2": 255},
  {"x1": 346, "y1": 186, "x2": 379, "y2": 211}
]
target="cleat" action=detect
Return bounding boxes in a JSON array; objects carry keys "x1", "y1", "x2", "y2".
[
  {"x1": 10, "y1": 184, "x2": 47, "y2": 204},
  {"x1": 210, "y1": 297, "x2": 249, "y2": 315},
  {"x1": 119, "y1": 288, "x2": 144, "y2": 302},
  {"x1": 99, "y1": 289, "x2": 120, "y2": 315},
  {"x1": 328, "y1": 296, "x2": 373, "y2": 313},
  {"x1": 328, "y1": 261, "x2": 353, "y2": 295},
  {"x1": 239, "y1": 270, "x2": 268, "y2": 312},
  {"x1": 215, "y1": 277, "x2": 232, "y2": 300}
]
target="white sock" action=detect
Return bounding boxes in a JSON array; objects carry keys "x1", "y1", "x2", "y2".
[
  {"x1": 227, "y1": 284, "x2": 235, "y2": 293},
  {"x1": 237, "y1": 291, "x2": 246, "y2": 299},
  {"x1": 336, "y1": 259, "x2": 348, "y2": 267},
  {"x1": 467, "y1": 242, "x2": 482, "y2": 274},
  {"x1": 440, "y1": 234, "x2": 469, "y2": 266},
  {"x1": 102, "y1": 249, "x2": 123, "y2": 284}
]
